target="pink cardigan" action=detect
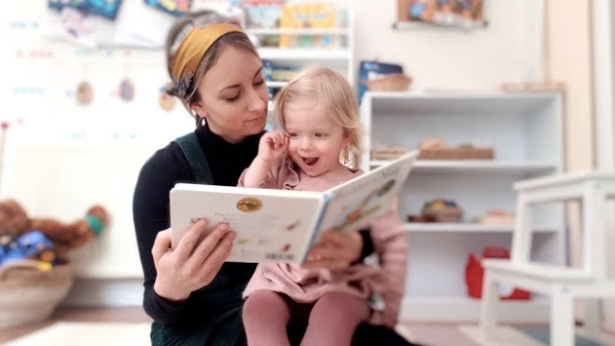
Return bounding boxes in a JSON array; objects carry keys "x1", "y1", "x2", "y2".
[{"x1": 238, "y1": 156, "x2": 407, "y2": 327}]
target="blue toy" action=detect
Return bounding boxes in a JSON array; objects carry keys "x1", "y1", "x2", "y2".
[{"x1": 0, "y1": 231, "x2": 57, "y2": 267}]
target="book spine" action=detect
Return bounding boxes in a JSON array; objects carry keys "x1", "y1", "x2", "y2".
[{"x1": 299, "y1": 193, "x2": 332, "y2": 263}]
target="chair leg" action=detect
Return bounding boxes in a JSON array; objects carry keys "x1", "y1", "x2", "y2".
[
  {"x1": 479, "y1": 271, "x2": 499, "y2": 341},
  {"x1": 583, "y1": 299, "x2": 602, "y2": 338},
  {"x1": 551, "y1": 285, "x2": 574, "y2": 346}
]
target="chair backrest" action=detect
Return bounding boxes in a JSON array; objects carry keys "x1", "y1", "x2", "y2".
[{"x1": 510, "y1": 172, "x2": 615, "y2": 279}]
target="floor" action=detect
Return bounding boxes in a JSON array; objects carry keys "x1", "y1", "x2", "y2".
[
  {"x1": 1, "y1": 307, "x2": 481, "y2": 345},
  {"x1": 0, "y1": 307, "x2": 152, "y2": 344},
  {"x1": 2, "y1": 308, "x2": 614, "y2": 346}
]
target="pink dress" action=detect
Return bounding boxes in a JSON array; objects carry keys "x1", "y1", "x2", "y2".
[{"x1": 238, "y1": 156, "x2": 407, "y2": 327}]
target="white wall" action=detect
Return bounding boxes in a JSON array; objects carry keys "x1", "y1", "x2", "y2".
[
  {"x1": 2, "y1": 1, "x2": 543, "y2": 307},
  {"x1": 294, "y1": 0, "x2": 540, "y2": 91}
]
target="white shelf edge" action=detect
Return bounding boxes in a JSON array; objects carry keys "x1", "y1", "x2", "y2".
[
  {"x1": 363, "y1": 90, "x2": 561, "y2": 99},
  {"x1": 402, "y1": 222, "x2": 558, "y2": 233},
  {"x1": 370, "y1": 160, "x2": 557, "y2": 173},
  {"x1": 400, "y1": 296, "x2": 549, "y2": 323},
  {"x1": 257, "y1": 48, "x2": 351, "y2": 60},
  {"x1": 247, "y1": 28, "x2": 349, "y2": 35},
  {"x1": 392, "y1": 19, "x2": 488, "y2": 31}
]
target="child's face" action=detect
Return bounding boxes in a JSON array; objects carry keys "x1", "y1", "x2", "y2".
[{"x1": 284, "y1": 102, "x2": 348, "y2": 177}]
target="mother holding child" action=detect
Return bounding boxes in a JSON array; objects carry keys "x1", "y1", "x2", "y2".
[{"x1": 133, "y1": 9, "x2": 418, "y2": 346}]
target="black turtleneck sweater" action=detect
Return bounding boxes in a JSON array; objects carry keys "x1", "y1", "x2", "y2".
[
  {"x1": 132, "y1": 124, "x2": 375, "y2": 334},
  {"x1": 133, "y1": 124, "x2": 262, "y2": 327}
]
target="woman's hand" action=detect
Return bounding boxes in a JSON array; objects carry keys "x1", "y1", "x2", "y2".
[
  {"x1": 301, "y1": 231, "x2": 363, "y2": 271},
  {"x1": 151, "y1": 220, "x2": 236, "y2": 301}
]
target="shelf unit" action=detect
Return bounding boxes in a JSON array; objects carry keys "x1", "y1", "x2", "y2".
[
  {"x1": 359, "y1": 91, "x2": 566, "y2": 323},
  {"x1": 246, "y1": 7, "x2": 355, "y2": 97},
  {"x1": 370, "y1": 160, "x2": 557, "y2": 175}
]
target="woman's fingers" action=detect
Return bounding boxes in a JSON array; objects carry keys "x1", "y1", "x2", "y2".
[
  {"x1": 199, "y1": 231, "x2": 236, "y2": 284},
  {"x1": 151, "y1": 228, "x2": 172, "y2": 263},
  {"x1": 318, "y1": 231, "x2": 345, "y2": 246},
  {"x1": 302, "y1": 231, "x2": 364, "y2": 271},
  {"x1": 308, "y1": 245, "x2": 354, "y2": 263},
  {"x1": 174, "y1": 219, "x2": 209, "y2": 261},
  {"x1": 151, "y1": 222, "x2": 235, "y2": 301},
  {"x1": 186, "y1": 223, "x2": 230, "y2": 268}
]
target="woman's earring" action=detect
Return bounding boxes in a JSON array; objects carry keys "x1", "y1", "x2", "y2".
[{"x1": 201, "y1": 117, "x2": 206, "y2": 127}]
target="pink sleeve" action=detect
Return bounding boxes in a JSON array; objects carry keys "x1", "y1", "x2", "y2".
[
  {"x1": 367, "y1": 200, "x2": 407, "y2": 328},
  {"x1": 237, "y1": 157, "x2": 291, "y2": 189}
]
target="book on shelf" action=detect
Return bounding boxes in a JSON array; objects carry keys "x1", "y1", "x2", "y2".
[
  {"x1": 279, "y1": 3, "x2": 337, "y2": 48},
  {"x1": 170, "y1": 151, "x2": 418, "y2": 263}
]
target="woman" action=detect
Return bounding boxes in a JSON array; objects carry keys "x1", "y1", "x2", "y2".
[{"x1": 132, "y1": 10, "x2": 416, "y2": 346}]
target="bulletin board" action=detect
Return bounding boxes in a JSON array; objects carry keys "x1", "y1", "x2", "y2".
[{"x1": 2, "y1": 0, "x2": 230, "y2": 147}]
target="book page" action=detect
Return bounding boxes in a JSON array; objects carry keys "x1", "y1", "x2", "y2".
[
  {"x1": 170, "y1": 184, "x2": 325, "y2": 263},
  {"x1": 314, "y1": 151, "x2": 418, "y2": 239}
]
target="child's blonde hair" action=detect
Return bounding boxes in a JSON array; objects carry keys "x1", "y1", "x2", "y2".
[{"x1": 274, "y1": 66, "x2": 363, "y2": 169}]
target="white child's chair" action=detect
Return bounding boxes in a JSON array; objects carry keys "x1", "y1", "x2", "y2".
[{"x1": 479, "y1": 171, "x2": 615, "y2": 346}]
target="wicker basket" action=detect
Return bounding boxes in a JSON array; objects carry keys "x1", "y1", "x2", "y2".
[
  {"x1": 364, "y1": 74, "x2": 412, "y2": 92},
  {"x1": 418, "y1": 147, "x2": 494, "y2": 160},
  {"x1": 422, "y1": 206, "x2": 463, "y2": 223},
  {"x1": 370, "y1": 147, "x2": 409, "y2": 160},
  {"x1": 0, "y1": 260, "x2": 74, "y2": 330}
]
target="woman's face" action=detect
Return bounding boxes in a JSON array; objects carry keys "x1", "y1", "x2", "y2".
[{"x1": 191, "y1": 45, "x2": 268, "y2": 143}]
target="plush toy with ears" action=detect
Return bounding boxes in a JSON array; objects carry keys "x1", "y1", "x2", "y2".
[{"x1": 0, "y1": 199, "x2": 109, "y2": 258}]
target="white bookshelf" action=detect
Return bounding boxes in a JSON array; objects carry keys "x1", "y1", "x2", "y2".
[
  {"x1": 402, "y1": 223, "x2": 558, "y2": 234},
  {"x1": 247, "y1": 7, "x2": 355, "y2": 88},
  {"x1": 360, "y1": 91, "x2": 566, "y2": 323},
  {"x1": 257, "y1": 48, "x2": 352, "y2": 61},
  {"x1": 370, "y1": 160, "x2": 556, "y2": 174}
]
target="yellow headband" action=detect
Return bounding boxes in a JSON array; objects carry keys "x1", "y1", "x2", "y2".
[{"x1": 170, "y1": 23, "x2": 244, "y2": 82}]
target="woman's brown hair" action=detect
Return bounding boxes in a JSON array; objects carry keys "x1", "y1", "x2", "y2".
[{"x1": 164, "y1": 10, "x2": 259, "y2": 127}]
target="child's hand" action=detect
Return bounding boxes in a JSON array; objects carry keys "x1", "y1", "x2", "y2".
[{"x1": 257, "y1": 130, "x2": 289, "y2": 164}]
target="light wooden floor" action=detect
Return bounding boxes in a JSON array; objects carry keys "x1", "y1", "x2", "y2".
[
  {"x1": 1, "y1": 307, "x2": 578, "y2": 346},
  {"x1": 0, "y1": 307, "x2": 152, "y2": 344},
  {"x1": 0, "y1": 307, "x2": 481, "y2": 345}
]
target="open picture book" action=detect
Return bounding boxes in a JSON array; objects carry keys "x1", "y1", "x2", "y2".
[{"x1": 170, "y1": 151, "x2": 418, "y2": 264}]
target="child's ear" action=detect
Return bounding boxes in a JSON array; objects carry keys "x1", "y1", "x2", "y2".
[{"x1": 342, "y1": 130, "x2": 351, "y2": 146}]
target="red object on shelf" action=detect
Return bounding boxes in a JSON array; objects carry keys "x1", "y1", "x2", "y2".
[{"x1": 465, "y1": 247, "x2": 531, "y2": 300}]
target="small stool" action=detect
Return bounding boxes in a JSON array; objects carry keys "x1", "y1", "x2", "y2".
[{"x1": 479, "y1": 171, "x2": 615, "y2": 346}]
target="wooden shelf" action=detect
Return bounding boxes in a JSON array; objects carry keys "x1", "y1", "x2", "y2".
[
  {"x1": 364, "y1": 91, "x2": 560, "y2": 116},
  {"x1": 247, "y1": 28, "x2": 349, "y2": 35},
  {"x1": 370, "y1": 160, "x2": 557, "y2": 175},
  {"x1": 392, "y1": 19, "x2": 488, "y2": 31},
  {"x1": 402, "y1": 222, "x2": 558, "y2": 233}
]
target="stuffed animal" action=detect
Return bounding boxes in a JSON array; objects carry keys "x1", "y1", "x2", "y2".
[
  {"x1": 0, "y1": 199, "x2": 109, "y2": 258},
  {"x1": 0, "y1": 199, "x2": 30, "y2": 235}
]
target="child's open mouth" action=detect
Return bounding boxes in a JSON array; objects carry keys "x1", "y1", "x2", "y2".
[{"x1": 303, "y1": 157, "x2": 318, "y2": 166}]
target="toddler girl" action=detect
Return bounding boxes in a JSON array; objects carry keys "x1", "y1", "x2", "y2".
[{"x1": 240, "y1": 66, "x2": 407, "y2": 346}]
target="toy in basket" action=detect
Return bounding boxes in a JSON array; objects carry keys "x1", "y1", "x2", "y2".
[
  {"x1": 0, "y1": 259, "x2": 74, "y2": 329},
  {"x1": 0, "y1": 198, "x2": 110, "y2": 330},
  {"x1": 418, "y1": 136, "x2": 494, "y2": 160},
  {"x1": 370, "y1": 146, "x2": 410, "y2": 160},
  {"x1": 358, "y1": 60, "x2": 411, "y2": 103},
  {"x1": 421, "y1": 199, "x2": 463, "y2": 223},
  {"x1": 363, "y1": 74, "x2": 412, "y2": 92}
]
